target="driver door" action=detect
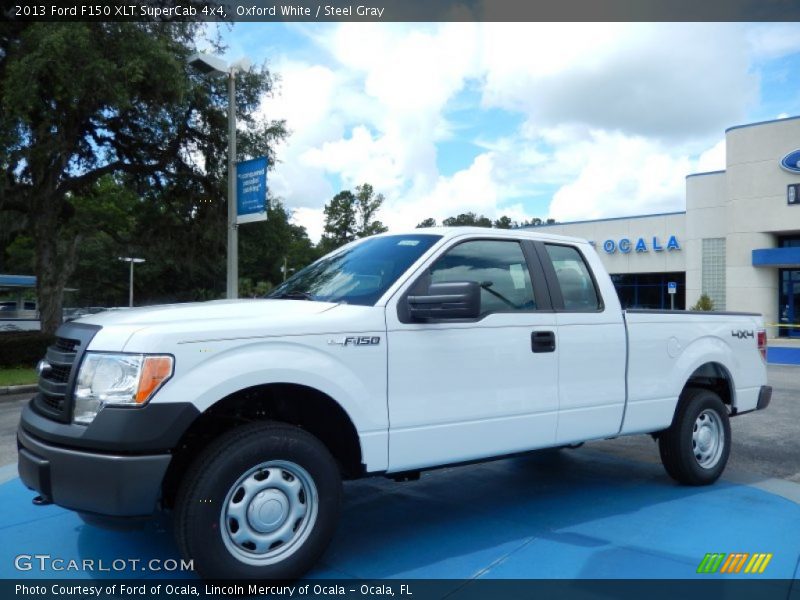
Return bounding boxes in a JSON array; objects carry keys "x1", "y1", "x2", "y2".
[{"x1": 385, "y1": 237, "x2": 559, "y2": 472}]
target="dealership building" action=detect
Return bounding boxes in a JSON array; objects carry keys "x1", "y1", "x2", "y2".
[{"x1": 529, "y1": 116, "x2": 800, "y2": 338}]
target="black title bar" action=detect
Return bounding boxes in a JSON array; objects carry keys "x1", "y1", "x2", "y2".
[{"x1": 5, "y1": 0, "x2": 800, "y2": 22}]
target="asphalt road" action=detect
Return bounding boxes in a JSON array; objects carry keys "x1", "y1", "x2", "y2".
[{"x1": 1, "y1": 365, "x2": 798, "y2": 482}]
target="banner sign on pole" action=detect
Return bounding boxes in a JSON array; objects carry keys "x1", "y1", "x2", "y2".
[{"x1": 236, "y1": 156, "x2": 268, "y2": 224}]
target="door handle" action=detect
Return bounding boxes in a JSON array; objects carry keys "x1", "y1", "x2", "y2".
[{"x1": 531, "y1": 330, "x2": 556, "y2": 353}]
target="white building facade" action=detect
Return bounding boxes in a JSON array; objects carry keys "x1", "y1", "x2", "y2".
[{"x1": 528, "y1": 116, "x2": 800, "y2": 338}]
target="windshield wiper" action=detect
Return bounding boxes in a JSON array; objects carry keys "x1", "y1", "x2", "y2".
[{"x1": 271, "y1": 291, "x2": 315, "y2": 301}]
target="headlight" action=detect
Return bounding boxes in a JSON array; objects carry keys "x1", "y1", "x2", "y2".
[{"x1": 73, "y1": 353, "x2": 174, "y2": 425}]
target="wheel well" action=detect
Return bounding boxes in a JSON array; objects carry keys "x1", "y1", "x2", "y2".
[
  {"x1": 684, "y1": 362, "x2": 733, "y2": 407},
  {"x1": 161, "y1": 383, "x2": 364, "y2": 508}
]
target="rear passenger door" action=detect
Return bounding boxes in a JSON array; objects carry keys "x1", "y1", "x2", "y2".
[{"x1": 534, "y1": 242, "x2": 627, "y2": 443}]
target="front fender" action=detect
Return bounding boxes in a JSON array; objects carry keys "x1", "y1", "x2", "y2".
[{"x1": 152, "y1": 337, "x2": 389, "y2": 471}]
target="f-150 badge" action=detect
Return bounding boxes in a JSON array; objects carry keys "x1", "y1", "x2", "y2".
[{"x1": 328, "y1": 336, "x2": 381, "y2": 346}]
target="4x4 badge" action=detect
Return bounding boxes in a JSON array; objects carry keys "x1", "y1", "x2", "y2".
[{"x1": 731, "y1": 330, "x2": 754, "y2": 339}]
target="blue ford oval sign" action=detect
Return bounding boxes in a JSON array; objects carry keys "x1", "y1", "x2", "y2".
[{"x1": 780, "y1": 149, "x2": 800, "y2": 173}]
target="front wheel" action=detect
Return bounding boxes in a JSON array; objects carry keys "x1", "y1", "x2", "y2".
[
  {"x1": 174, "y1": 422, "x2": 342, "y2": 580},
  {"x1": 658, "y1": 388, "x2": 731, "y2": 486}
]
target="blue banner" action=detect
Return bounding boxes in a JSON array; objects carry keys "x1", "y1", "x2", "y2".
[{"x1": 236, "y1": 156, "x2": 268, "y2": 224}]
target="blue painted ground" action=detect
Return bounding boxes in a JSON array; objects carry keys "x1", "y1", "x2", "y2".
[
  {"x1": 768, "y1": 346, "x2": 800, "y2": 366},
  {"x1": 1, "y1": 449, "x2": 799, "y2": 581}
]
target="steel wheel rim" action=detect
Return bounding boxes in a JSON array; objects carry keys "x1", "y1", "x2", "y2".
[
  {"x1": 220, "y1": 460, "x2": 318, "y2": 566},
  {"x1": 691, "y1": 409, "x2": 724, "y2": 469}
]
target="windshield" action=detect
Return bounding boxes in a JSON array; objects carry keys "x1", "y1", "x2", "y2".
[{"x1": 268, "y1": 234, "x2": 442, "y2": 306}]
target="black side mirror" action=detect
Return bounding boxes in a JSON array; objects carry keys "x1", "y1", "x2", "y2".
[{"x1": 407, "y1": 281, "x2": 481, "y2": 320}]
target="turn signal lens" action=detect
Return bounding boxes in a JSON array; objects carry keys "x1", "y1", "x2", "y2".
[
  {"x1": 757, "y1": 330, "x2": 767, "y2": 362},
  {"x1": 136, "y1": 356, "x2": 174, "y2": 404}
]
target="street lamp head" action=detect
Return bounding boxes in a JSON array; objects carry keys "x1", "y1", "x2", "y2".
[
  {"x1": 119, "y1": 257, "x2": 145, "y2": 264},
  {"x1": 188, "y1": 53, "x2": 229, "y2": 77}
]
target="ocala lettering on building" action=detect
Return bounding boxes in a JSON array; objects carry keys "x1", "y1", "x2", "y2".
[{"x1": 595, "y1": 235, "x2": 681, "y2": 254}]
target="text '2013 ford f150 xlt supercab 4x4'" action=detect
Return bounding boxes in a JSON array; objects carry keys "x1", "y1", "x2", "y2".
[{"x1": 17, "y1": 228, "x2": 771, "y2": 580}]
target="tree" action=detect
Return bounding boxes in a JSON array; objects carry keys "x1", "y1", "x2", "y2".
[
  {"x1": 416, "y1": 218, "x2": 437, "y2": 228},
  {"x1": 354, "y1": 183, "x2": 388, "y2": 238},
  {"x1": 0, "y1": 22, "x2": 285, "y2": 333},
  {"x1": 493, "y1": 216, "x2": 516, "y2": 229},
  {"x1": 518, "y1": 217, "x2": 556, "y2": 227},
  {"x1": 319, "y1": 183, "x2": 388, "y2": 253},
  {"x1": 442, "y1": 212, "x2": 493, "y2": 227},
  {"x1": 319, "y1": 191, "x2": 357, "y2": 253}
]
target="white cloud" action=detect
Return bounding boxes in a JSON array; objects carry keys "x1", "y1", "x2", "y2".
[
  {"x1": 244, "y1": 23, "x2": 800, "y2": 241},
  {"x1": 258, "y1": 61, "x2": 342, "y2": 210},
  {"x1": 696, "y1": 139, "x2": 726, "y2": 173},
  {"x1": 291, "y1": 206, "x2": 325, "y2": 242},
  {"x1": 478, "y1": 23, "x2": 757, "y2": 138},
  {"x1": 381, "y1": 153, "x2": 499, "y2": 230},
  {"x1": 547, "y1": 131, "x2": 691, "y2": 222},
  {"x1": 327, "y1": 23, "x2": 479, "y2": 117},
  {"x1": 747, "y1": 23, "x2": 800, "y2": 60}
]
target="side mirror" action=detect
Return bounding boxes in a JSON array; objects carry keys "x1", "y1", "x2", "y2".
[{"x1": 407, "y1": 281, "x2": 481, "y2": 320}]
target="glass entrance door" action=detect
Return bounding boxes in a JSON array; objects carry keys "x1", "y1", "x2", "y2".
[{"x1": 779, "y1": 269, "x2": 800, "y2": 338}]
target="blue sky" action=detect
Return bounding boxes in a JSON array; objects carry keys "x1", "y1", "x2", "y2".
[{"x1": 205, "y1": 23, "x2": 800, "y2": 240}]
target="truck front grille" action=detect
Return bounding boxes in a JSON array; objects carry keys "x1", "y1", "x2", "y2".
[
  {"x1": 39, "y1": 393, "x2": 65, "y2": 413},
  {"x1": 33, "y1": 336, "x2": 80, "y2": 423},
  {"x1": 47, "y1": 363, "x2": 71, "y2": 383},
  {"x1": 54, "y1": 337, "x2": 79, "y2": 353}
]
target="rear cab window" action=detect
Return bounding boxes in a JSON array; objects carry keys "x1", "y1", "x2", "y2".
[{"x1": 544, "y1": 244, "x2": 602, "y2": 311}]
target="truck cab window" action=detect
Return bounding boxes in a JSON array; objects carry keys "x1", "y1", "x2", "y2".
[
  {"x1": 545, "y1": 244, "x2": 600, "y2": 311},
  {"x1": 430, "y1": 240, "x2": 536, "y2": 314}
]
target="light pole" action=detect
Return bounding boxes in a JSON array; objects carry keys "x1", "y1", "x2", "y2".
[
  {"x1": 188, "y1": 52, "x2": 249, "y2": 300},
  {"x1": 119, "y1": 257, "x2": 145, "y2": 307}
]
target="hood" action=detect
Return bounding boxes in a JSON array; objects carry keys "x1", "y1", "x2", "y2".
[{"x1": 75, "y1": 299, "x2": 337, "y2": 328}]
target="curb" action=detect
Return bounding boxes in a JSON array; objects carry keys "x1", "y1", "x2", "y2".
[{"x1": 0, "y1": 384, "x2": 36, "y2": 396}]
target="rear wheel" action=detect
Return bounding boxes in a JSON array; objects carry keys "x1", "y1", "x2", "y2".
[
  {"x1": 174, "y1": 422, "x2": 342, "y2": 580},
  {"x1": 658, "y1": 388, "x2": 731, "y2": 486}
]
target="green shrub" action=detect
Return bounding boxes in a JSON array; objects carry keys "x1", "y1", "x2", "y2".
[
  {"x1": 691, "y1": 294, "x2": 715, "y2": 311},
  {"x1": 0, "y1": 332, "x2": 54, "y2": 367}
]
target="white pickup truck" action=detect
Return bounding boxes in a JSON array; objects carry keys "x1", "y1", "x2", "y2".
[{"x1": 17, "y1": 228, "x2": 771, "y2": 579}]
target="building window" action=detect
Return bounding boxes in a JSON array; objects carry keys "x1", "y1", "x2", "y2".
[
  {"x1": 610, "y1": 272, "x2": 685, "y2": 310},
  {"x1": 779, "y1": 236, "x2": 800, "y2": 248},
  {"x1": 789, "y1": 184, "x2": 800, "y2": 206},
  {"x1": 702, "y1": 238, "x2": 726, "y2": 310}
]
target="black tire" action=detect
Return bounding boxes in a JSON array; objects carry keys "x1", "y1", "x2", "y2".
[
  {"x1": 174, "y1": 421, "x2": 342, "y2": 580},
  {"x1": 658, "y1": 388, "x2": 731, "y2": 486}
]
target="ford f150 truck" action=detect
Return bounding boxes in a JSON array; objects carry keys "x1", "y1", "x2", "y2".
[{"x1": 17, "y1": 228, "x2": 771, "y2": 580}]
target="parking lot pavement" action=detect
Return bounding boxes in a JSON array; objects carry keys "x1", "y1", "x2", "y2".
[
  {"x1": 1, "y1": 448, "x2": 799, "y2": 581},
  {"x1": 0, "y1": 366, "x2": 798, "y2": 580}
]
